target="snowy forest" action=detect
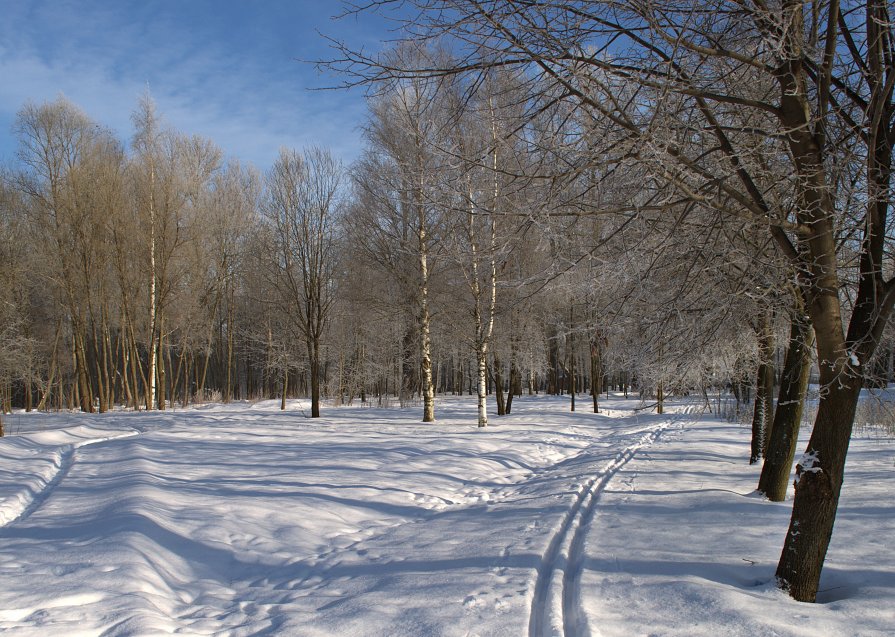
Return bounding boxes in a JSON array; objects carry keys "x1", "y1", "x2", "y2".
[{"x1": 1, "y1": 0, "x2": 893, "y2": 618}]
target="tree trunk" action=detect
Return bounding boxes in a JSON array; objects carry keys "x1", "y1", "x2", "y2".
[
  {"x1": 528, "y1": 350, "x2": 535, "y2": 396},
  {"x1": 148, "y1": 319, "x2": 158, "y2": 411},
  {"x1": 476, "y1": 345, "x2": 488, "y2": 427},
  {"x1": 157, "y1": 325, "x2": 167, "y2": 411},
  {"x1": 505, "y1": 352, "x2": 519, "y2": 415},
  {"x1": 493, "y1": 353, "x2": 506, "y2": 416},
  {"x1": 420, "y1": 319, "x2": 435, "y2": 421},
  {"x1": 395, "y1": 116, "x2": 436, "y2": 420},
  {"x1": 750, "y1": 315, "x2": 775, "y2": 464},
  {"x1": 198, "y1": 345, "x2": 212, "y2": 402},
  {"x1": 464, "y1": 168, "x2": 497, "y2": 428},
  {"x1": 181, "y1": 351, "x2": 191, "y2": 408},
  {"x1": 400, "y1": 325, "x2": 415, "y2": 407},
  {"x1": 90, "y1": 323, "x2": 106, "y2": 413},
  {"x1": 130, "y1": 330, "x2": 145, "y2": 410},
  {"x1": 591, "y1": 335, "x2": 602, "y2": 414},
  {"x1": 310, "y1": 339, "x2": 321, "y2": 418},
  {"x1": 547, "y1": 327, "x2": 559, "y2": 395},
  {"x1": 74, "y1": 329, "x2": 94, "y2": 413},
  {"x1": 569, "y1": 308, "x2": 577, "y2": 411},
  {"x1": 225, "y1": 301, "x2": 234, "y2": 403},
  {"x1": 775, "y1": 374, "x2": 861, "y2": 602},
  {"x1": 38, "y1": 320, "x2": 62, "y2": 412},
  {"x1": 419, "y1": 212, "x2": 436, "y2": 423},
  {"x1": 24, "y1": 375, "x2": 32, "y2": 413},
  {"x1": 102, "y1": 322, "x2": 115, "y2": 411},
  {"x1": 759, "y1": 314, "x2": 814, "y2": 501}
]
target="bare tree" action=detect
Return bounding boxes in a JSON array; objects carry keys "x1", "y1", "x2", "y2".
[
  {"x1": 14, "y1": 97, "x2": 121, "y2": 413},
  {"x1": 348, "y1": 54, "x2": 452, "y2": 421},
  {"x1": 263, "y1": 147, "x2": 341, "y2": 418}
]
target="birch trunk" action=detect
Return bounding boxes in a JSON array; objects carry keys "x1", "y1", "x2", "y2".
[
  {"x1": 147, "y1": 156, "x2": 158, "y2": 412},
  {"x1": 418, "y1": 181, "x2": 435, "y2": 422},
  {"x1": 751, "y1": 314, "x2": 776, "y2": 464}
]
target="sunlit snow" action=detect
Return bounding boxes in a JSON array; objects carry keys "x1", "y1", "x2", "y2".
[{"x1": 0, "y1": 395, "x2": 891, "y2": 636}]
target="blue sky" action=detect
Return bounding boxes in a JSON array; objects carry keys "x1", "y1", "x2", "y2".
[{"x1": 0, "y1": 0, "x2": 396, "y2": 170}]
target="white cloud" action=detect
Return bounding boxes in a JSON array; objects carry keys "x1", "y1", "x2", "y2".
[{"x1": 0, "y1": 3, "x2": 369, "y2": 170}]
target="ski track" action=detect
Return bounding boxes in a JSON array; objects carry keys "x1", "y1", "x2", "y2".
[
  {"x1": 528, "y1": 412, "x2": 689, "y2": 637},
  {"x1": 0, "y1": 430, "x2": 141, "y2": 528}
]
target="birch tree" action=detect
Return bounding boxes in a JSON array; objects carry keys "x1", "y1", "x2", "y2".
[
  {"x1": 349, "y1": 57, "x2": 449, "y2": 421},
  {"x1": 130, "y1": 95, "x2": 164, "y2": 410}
]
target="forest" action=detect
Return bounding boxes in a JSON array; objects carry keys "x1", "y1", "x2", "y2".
[{"x1": 1, "y1": 0, "x2": 893, "y2": 607}]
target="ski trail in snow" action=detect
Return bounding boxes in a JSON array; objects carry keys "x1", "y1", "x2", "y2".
[
  {"x1": 528, "y1": 413, "x2": 686, "y2": 637},
  {"x1": 0, "y1": 430, "x2": 141, "y2": 527}
]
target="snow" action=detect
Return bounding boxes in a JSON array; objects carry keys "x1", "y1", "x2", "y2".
[
  {"x1": 794, "y1": 450, "x2": 823, "y2": 485},
  {"x1": 0, "y1": 395, "x2": 891, "y2": 636}
]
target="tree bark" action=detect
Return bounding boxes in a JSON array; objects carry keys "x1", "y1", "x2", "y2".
[
  {"x1": 505, "y1": 342, "x2": 519, "y2": 414},
  {"x1": 476, "y1": 345, "x2": 488, "y2": 427},
  {"x1": 310, "y1": 340, "x2": 321, "y2": 418},
  {"x1": 759, "y1": 314, "x2": 814, "y2": 501},
  {"x1": 750, "y1": 314, "x2": 775, "y2": 464},
  {"x1": 590, "y1": 334, "x2": 603, "y2": 414},
  {"x1": 157, "y1": 323, "x2": 167, "y2": 411},
  {"x1": 225, "y1": 300, "x2": 234, "y2": 403},
  {"x1": 74, "y1": 328, "x2": 94, "y2": 413},
  {"x1": 418, "y1": 181, "x2": 436, "y2": 422},
  {"x1": 493, "y1": 353, "x2": 506, "y2": 416},
  {"x1": 775, "y1": 373, "x2": 861, "y2": 602}
]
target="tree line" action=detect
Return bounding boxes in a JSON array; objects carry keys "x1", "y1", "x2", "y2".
[{"x1": 0, "y1": 86, "x2": 718, "y2": 429}]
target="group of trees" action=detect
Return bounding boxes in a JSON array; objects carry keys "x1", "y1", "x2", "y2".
[
  {"x1": 1, "y1": 0, "x2": 891, "y2": 607},
  {"x1": 0, "y1": 88, "x2": 669, "y2": 432},
  {"x1": 324, "y1": 0, "x2": 893, "y2": 605},
  {"x1": 0, "y1": 94, "x2": 343, "y2": 425}
]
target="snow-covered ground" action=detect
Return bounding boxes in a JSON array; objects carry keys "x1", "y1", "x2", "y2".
[{"x1": 0, "y1": 395, "x2": 891, "y2": 636}]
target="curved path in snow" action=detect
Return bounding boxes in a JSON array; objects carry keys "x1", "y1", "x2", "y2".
[{"x1": 0, "y1": 430, "x2": 141, "y2": 528}]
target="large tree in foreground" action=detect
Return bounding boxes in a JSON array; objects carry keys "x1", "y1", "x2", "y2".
[{"x1": 331, "y1": 0, "x2": 895, "y2": 602}]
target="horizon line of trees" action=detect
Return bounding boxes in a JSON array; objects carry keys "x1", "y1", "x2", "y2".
[{"x1": 0, "y1": 91, "x2": 721, "y2": 429}]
